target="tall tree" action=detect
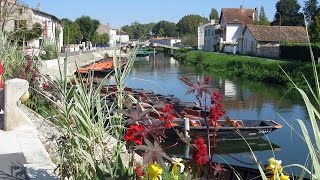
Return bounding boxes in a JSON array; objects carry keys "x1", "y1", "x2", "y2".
[
  {"x1": 209, "y1": 8, "x2": 219, "y2": 20},
  {"x1": 271, "y1": 0, "x2": 304, "y2": 26},
  {"x1": 152, "y1": 20, "x2": 178, "y2": 37},
  {"x1": 304, "y1": 0, "x2": 319, "y2": 24},
  {"x1": 92, "y1": 33, "x2": 109, "y2": 46},
  {"x1": 75, "y1": 16, "x2": 100, "y2": 41},
  {"x1": 259, "y1": 6, "x2": 270, "y2": 25},
  {"x1": 122, "y1": 22, "x2": 155, "y2": 39},
  {"x1": 61, "y1": 18, "x2": 81, "y2": 44},
  {"x1": 176, "y1": 14, "x2": 209, "y2": 35},
  {"x1": 0, "y1": 0, "x2": 22, "y2": 32},
  {"x1": 309, "y1": 11, "x2": 320, "y2": 42}
]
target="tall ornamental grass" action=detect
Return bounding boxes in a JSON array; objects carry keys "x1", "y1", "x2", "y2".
[
  {"x1": 44, "y1": 46, "x2": 138, "y2": 179},
  {"x1": 279, "y1": 24, "x2": 320, "y2": 180}
]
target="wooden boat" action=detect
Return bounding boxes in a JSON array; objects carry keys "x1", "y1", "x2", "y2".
[{"x1": 165, "y1": 118, "x2": 282, "y2": 140}]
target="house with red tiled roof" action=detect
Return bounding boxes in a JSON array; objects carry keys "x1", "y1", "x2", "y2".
[
  {"x1": 239, "y1": 24, "x2": 308, "y2": 58},
  {"x1": 219, "y1": 6, "x2": 258, "y2": 53}
]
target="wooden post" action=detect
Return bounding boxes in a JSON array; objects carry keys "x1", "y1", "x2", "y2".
[{"x1": 184, "y1": 117, "x2": 190, "y2": 138}]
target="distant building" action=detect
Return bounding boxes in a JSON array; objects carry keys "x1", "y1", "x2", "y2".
[
  {"x1": 109, "y1": 29, "x2": 129, "y2": 47},
  {"x1": 198, "y1": 22, "x2": 211, "y2": 50},
  {"x1": 149, "y1": 37, "x2": 181, "y2": 47},
  {"x1": 240, "y1": 25, "x2": 308, "y2": 58},
  {"x1": 219, "y1": 7, "x2": 258, "y2": 53},
  {"x1": 203, "y1": 20, "x2": 220, "y2": 52},
  {"x1": 0, "y1": 1, "x2": 63, "y2": 50}
]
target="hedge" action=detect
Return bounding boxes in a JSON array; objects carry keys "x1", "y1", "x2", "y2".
[{"x1": 280, "y1": 44, "x2": 320, "y2": 62}]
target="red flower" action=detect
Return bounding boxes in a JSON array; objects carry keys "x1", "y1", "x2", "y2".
[
  {"x1": 192, "y1": 137, "x2": 207, "y2": 166},
  {"x1": 209, "y1": 91, "x2": 225, "y2": 125},
  {"x1": 124, "y1": 125, "x2": 145, "y2": 145},
  {"x1": 159, "y1": 103, "x2": 175, "y2": 128},
  {"x1": 135, "y1": 164, "x2": 145, "y2": 178}
]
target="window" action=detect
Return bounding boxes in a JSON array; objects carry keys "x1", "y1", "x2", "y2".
[{"x1": 212, "y1": 30, "x2": 214, "y2": 36}]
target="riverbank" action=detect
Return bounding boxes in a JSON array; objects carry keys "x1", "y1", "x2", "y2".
[{"x1": 174, "y1": 50, "x2": 318, "y2": 89}]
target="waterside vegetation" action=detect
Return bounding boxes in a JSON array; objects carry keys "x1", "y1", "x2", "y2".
[{"x1": 174, "y1": 50, "x2": 319, "y2": 90}]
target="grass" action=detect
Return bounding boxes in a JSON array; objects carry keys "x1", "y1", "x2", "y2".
[{"x1": 175, "y1": 50, "x2": 319, "y2": 90}]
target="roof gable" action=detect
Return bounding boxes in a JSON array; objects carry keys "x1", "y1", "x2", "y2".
[
  {"x1": 246, "y1": 25, "x2": 308, "y2": 43},
  {"x1": 220, "y1": 8, "x2": 257, "y2": 25}
]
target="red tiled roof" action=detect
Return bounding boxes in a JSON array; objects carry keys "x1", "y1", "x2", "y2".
[
  {"x1": 220, "y1": 8, "x2": 258, "y2": 25},
  {"x1": 246, "y1": 25, "x2": 308, "y2": 43}
]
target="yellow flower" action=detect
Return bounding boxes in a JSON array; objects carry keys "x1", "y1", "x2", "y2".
[
  {"x1": 147, "y1": 163, "x2": 163, "y2": 180},
  {"x1": 266, "y1": 158, "x2": 290, "y2": 180}
]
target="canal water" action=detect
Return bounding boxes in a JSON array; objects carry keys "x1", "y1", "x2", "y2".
[{"x1": 123, "y1": 53, "x2": 312, "y2": 176}]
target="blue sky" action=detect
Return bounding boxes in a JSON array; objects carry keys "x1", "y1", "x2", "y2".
[{"x1": 24, "y1": 0, "x2": 306, "y2": 28}]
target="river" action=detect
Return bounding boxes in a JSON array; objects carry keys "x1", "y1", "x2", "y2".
[{"x1": 122, "y1": 53, "x2": 312, "y2": 176}]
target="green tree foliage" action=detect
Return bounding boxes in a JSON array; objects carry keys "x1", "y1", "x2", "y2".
[
  {"x1": 75, "y1": 16, "x2": 100, "y2": 41},
  {"x1": 181, "y1": 34, "x2": 197, "y2": 46},
  {"x1": 271, "y1": 0, "x2": 304, "y2": 26},
  {"x1": 176, "y1": 14, "x2": 209, "y2": 35},
  {"x1": 259, "y1": 6, "x2": 270, "y2": 25},
  {"x1": 152, "y1": 20, "x2": 178, "y2": 37},
  {"x1": 209, "y1": 8, "x2": 219, "y2": 20},
  {"x1": 304, "y1": 0, "x2": 319, "y2": 24},
  {"x1": 61, "y1": 18, "x2": 81, "y2": 44},
  {"x1": 122, "y1": 21, "x2": 155, "y2": 39},
  {"x1": 309, "y1": 12, "x2": 320, "y2": 42},
  {"x1": 12, "y1": 22, "x2": 43, "y2": 42},
  {"x1": 92, "y1": 33, "x2": 109, "y2": 45}
]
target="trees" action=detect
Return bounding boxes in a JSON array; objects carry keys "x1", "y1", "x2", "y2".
[
  {"x1": 309, "y1": 12, "x2": 320, "y2": 42},
  {"x1": 259, "y1": 6, "x2": 270, "y2": 25},
  {"x1": 122, "y1": 22, "x2": 155, "y2": 39},
  {"x1": 0, "y1": 0, "x2": 22, "y2": 32},
  {"x1": 176, "y1": 14, "x2": 208, "y2": 35},
  {"x1": 209, "y1": 8, "x2": 219, "y2": 20},
  {"x1": 61, "y1": 18, "x2": 81, "y2": 44},
  {"x1": 271, "y1": 0, "x2": 304, "y2": 26},
  {"x1": 304, "y1": 0, "x2": 319, "y2": 25},
  {"x1": 75, "y1": 16, "x2": 100, "y2": 42},
  {"x1": 152, "y1": 20, "x2": 178, "y2": 37},
  {"x1": 12, "y1": 22, "x2": 43, "y2": 42},
  {"x1": 92, "y1": 33, "x2": 109, "y2": 46}
]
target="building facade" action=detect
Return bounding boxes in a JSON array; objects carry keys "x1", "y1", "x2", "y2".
[
  {"x1": 203, "y1": 20, "x2": 220, "y2": 52},
  {"x1": 240, "y1": 25, "x2": 308, "y2": 58},
  {"x1": 109, "y1": 29, "x2": 129, "y2": 47},
  {"x1": 0, "y1": 1, "x2": 63, "y2": 51},
  {"x1": 219, "y1": 7, "x2": 257, "y2": 53}
]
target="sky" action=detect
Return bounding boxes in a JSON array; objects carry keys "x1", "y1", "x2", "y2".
[{"x1": 23, "y1": 0, "x2": 306, "y2": 28}]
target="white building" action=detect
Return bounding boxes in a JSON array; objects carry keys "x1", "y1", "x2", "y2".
[
  {"x1": 240, "y1": 25, "x2": 308, "y2": 58},
  {"x1": 29, "y1": 9, "x2": 63, "y2": 51},
  {"x1": 203, "y1": 20, "x2": 220, "y2": 52},
  {"x1": 109, "y1": 29, "x2": 129, "y2": 47},
  {"x1": 219, "y1": 7, "x2": 257, "y2": 53},
  {"x1": 197, "y1": 22, "x2": 212, "y2": 50},
  {"x1": 149, "y1": 37, "x2": 181, "y2": 46},
  {"x1": 0, "y1": 1, "x2": 63, "y2": 51}
]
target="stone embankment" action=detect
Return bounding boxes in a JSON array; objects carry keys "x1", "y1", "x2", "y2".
[{"x1": 39, "y1": 49, "x2": 124, "y2": 78}]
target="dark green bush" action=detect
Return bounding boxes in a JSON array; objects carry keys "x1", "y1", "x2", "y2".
[{"x1": 280, "y1": 44, "x2": 320, "y2": 62}]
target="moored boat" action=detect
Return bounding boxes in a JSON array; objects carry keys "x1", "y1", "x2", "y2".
[{"x1": 165, "y1": 118, "x2": 282, "y2": 140}]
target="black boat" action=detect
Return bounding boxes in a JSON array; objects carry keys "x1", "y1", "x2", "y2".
[{"x1": 166, "y1": 119, "x2": 282, "y2": 140}]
